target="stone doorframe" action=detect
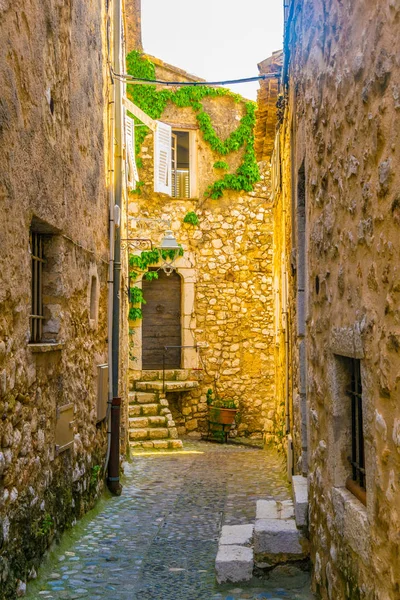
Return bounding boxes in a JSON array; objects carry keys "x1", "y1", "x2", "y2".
[{"x1": 130, "y1": 253, "x2": 198, "y2": 371}]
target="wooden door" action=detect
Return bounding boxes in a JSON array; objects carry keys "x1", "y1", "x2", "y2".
[{"x1": 142, "y1": 270, "x2": 181, "y2": 369}]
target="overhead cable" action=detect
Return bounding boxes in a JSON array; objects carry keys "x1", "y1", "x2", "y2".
[{"x1": 112, "y1": 70, "x2": 279, "y2": 87}]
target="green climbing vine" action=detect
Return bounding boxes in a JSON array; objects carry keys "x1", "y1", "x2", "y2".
[
  {"x1": 183, "y1": 211, "x2": 199, "y2": 226},
  {"x1": 126, "y1": 51, "x2": 259, "y2": 199},
  {"x1": 213, "y1": 160, "x2": 229, "y2": 170},
  {"x1": 128, "y1": 247, "x2": 184, "y2": 321}
]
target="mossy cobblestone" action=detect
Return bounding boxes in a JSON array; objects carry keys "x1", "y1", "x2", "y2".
[{"x1": 26, "y1": 442, "x2": 313, "y2": 600}]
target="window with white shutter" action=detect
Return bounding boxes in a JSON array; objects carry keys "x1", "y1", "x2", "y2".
[
  {"x1": 125, "y1": 115, "x2": 139, "y2": 191},
  {"x1": 171, "y1": 130, "x2": 190, "y2": 198},
  {"x1": 154, "y1": 121, "x2": 172, "y2": 196}
]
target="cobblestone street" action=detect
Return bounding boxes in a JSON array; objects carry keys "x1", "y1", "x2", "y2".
[{"x1": 26, "y1": 441, "x2": 314, "y2": 600}]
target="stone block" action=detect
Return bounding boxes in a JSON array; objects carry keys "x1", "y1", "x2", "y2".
[
  {"x1": 330, "y1": 325, "x2": 364, "y2": 359},
  {"x1": 215, "y1": 545, "x2": 254, "y2": 584},
  {"x1": 142, "y1": 404, "x2": 159, "y2": 416},
  {"x1": 135, "y1": 392, "x2": 156, "y2": 404},
  {"x1": 256, "y1": 500, "x2": 294, "y2": 520},
  {"x1": 129, "y1": 428, "x2": 148, "y2": 440},
  {"x1": 292, "y1": 476, "x2": 308, "y2": 528},
  {"x1": 254, "y1": 519, "x2": 305, "y2": 558},
  {"x1": 130, "y1": 417, "x2": 149, "y2": 428},
  {"x1": 186, "y1": 431, "x2": 202, "y2": 439},
  {"x1": 141, "y1": 441, "x2": 154, "y2": 449},
  {"x1": 168, "y1": 427, "x2": 178, "y2": 439},
  {"x1": 169, "y1": 440, "x2": 183, "y2": 449},
  {"x1": 219, "y1": 524, "x2": 254, "y2": 546},
  {"x1": 149, "y1": 428, "x2": 169, "y2": 439},
  {"x1": 256, "y1": 500, "x2": 279, "y2": 520},
  {"x1": 332, "y1": 487, "x2": 369, "y2": 563},
  {"x1": 185, "y1": 418, "x2": 198, "y2": 431},
  {"x1": 279, "y1": 500, "x2": 295, "y2": 519},
  {"x1": 149, "y1": 416, "x2": 166, "y2": 426},
  {"x1": 152, "y1": 440, "x2": 169, "y2": 449}
]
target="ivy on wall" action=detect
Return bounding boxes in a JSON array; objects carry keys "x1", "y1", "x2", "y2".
[
  {"x1": 183, "y1": 211, "x2": 199, "y2": 226},
  {"x1": 126, "y1": 51, "x2": 260, "y2": 199},
  {"x1": 128, "y1": 247, "x2": 184, "y2": 320}
]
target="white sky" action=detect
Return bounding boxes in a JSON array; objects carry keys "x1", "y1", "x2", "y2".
[{"x1": 141, "y1": 0, "x2": 284, "y2": 101}]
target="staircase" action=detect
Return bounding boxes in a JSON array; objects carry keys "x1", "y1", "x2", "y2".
[
  {"x1": 215, "y1": 477, "x2": 310, "y2": 584},
  {"x1": 128, "y1": 391, "x2": 184, "y2": 450}
]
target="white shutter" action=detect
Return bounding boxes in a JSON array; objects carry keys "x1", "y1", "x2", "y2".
[
  {"x1": 125, "y1": 116, "x2": 139, "y2": 191},
  {"x1": 154, "y1": 121, "x2": 172, "y2": 195}
]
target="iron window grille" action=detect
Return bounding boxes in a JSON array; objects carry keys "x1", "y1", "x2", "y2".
[
  {"x1": 347, "y1": 358, "x2": 366, "y2": 494},
  {"x1": 30, "y1": 231, "x2": 45, "y2": 342}
]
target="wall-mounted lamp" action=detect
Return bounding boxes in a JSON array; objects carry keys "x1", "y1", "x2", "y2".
[{"x1": 159, "y1": 229, "x2": 181, "y2": 276}]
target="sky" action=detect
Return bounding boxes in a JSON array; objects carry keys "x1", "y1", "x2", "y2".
[{"x1": 141, "y1": 0, "x2": 284, "y2": 101}]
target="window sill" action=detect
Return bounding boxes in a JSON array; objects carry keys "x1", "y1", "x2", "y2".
[
  {"x1": 29, "y1": 342, "x2": 64, "y2": 353},
  {"x1": 332, "y1": 486, "x2": 370, "y2": 564},
  {"x1": 346, "y1": 477, "x2": 366, "y2": 506}
]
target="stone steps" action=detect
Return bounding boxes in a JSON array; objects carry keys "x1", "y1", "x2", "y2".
[
  {"x1": 134, "y1": 369, "x2": 193, "y2": 382},
  {"x1": 128, "y1": 391, "x2": 184, "y2": 451},
  {"x1": 215, "y1": 495, "x2": 310, "y2": 584},
  {"x1": 135, "y1": 380, "x2": 199, "y2": 392},
  {"x1": 129, "y1": 427, "x2": 170, "y2": 440},
  {"x1": 131, "y1": 392, "x2": 158, "y2": 404},
  {"x1": 130, "y1": 439, "x2": 183, "y2": 450},
  {"x1": 129, "y1": 416, "x2": 167, "y2": 428}
]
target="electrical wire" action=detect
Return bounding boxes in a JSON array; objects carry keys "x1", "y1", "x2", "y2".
[{"x1": 112, "y1": 70, "x2": 279, "y2": 87}]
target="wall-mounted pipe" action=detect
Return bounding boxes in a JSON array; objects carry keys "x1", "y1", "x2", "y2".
[
  {"x1": 107, "y1": 0, "x2": 123, "y2": 495},
  {"x1": 282, "y1": 255, "x2": 290, "y2": 434},
  {"x1": 105, "y1": 48, "x2": 115, "y2": 476},
  {"x1": 108, "y1": 397, "x2": 122, "y2": 495}
]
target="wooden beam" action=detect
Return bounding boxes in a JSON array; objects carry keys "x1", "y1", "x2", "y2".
[{"x1": 123, "y1": 97, "x2": 157, "y2": 132}]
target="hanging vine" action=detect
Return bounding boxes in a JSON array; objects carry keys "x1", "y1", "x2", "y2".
[
  {"x1": 128, "y1": 247, "x2": 184, "y2": 321},
  {"x1": 126, "y1": 51, "x2": 260, "y2": 199}
]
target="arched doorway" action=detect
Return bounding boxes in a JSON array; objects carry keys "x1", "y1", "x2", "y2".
[{"x1": 141, "y1": 269, "x2": 181, "y2": 369}]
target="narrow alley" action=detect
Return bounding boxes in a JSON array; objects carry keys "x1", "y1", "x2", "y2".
[{"x1": 26, "y1": 442, "x2": 313, "y2": 600}]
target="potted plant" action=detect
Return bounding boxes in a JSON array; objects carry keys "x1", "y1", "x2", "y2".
[{"x1": 206, "y1": 389, "x2": 238, "y2": 442}]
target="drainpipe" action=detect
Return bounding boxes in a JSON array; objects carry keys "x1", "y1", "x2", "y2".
[
  {"x1": 282, "y1": 255, "x2": 290, "y2": 434},
  {"x1": 104, "y1": 78, "x2": 115, "y2": 476},
  {"x1": 107, "y1": 0, "x2": 123, "y2": 496}
]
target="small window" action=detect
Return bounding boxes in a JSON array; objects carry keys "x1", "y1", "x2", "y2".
[
  {"x1": 29, "y1": 219, "x2": 59, "y2": 343},
  {"x1": 154, "y1": 124, "x2": 196, "y2": 198},
  {"x1": 90, "y1": 276, "x2": 98, "y2": 321},
  {"x1": 171, "y1": 130, "x2": 190, "y2": 198},
  {"x1": 346, "y1": 358, "x2": 366, "y2": 504},
  {"x1": 30, "y1": 231, "x2": 45, "y2": 343}
]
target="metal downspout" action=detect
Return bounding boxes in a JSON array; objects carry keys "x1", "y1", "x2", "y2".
[
  {"x1": 282, "y1": 260, "x2": 290, "y2": 435},
  {"x1": 104, "y1": 82, "x2": 115, "y2": 475},
  {"x1": 107, "y1": 0, "x2": 123, "y2": 496}
]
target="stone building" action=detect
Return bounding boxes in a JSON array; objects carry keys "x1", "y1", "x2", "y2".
[
  {"x1": 0, "y1": 0, "x2": 130, "y2": 597},
  {"x1": 273, "y1": 0, "x2": 400, "y2": 598},
  {"x1": 125, "y1": 50, "x2": 279, "y2": 443}
]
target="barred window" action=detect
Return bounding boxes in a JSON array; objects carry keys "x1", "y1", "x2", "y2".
[
  {"x1": 346, "y1": 358, "x2": 366, "y2": 505},
  {"x1": 30, "y1": 231, "x2": 45, "y2": 343}
]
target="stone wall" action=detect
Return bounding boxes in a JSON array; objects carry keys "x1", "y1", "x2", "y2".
[
  {"x1": 125, "y1": 0, "x2": 143, "y2": 53},
  {"x1": 276, "y1": 1, "x2": 400, "y2": 598},
  {"x1": 255, "y1": 51, "x2": 283, "y2": 162},
  {"x1": 0, "y1": 1, "x2": 115, "y2": 596},
  {"x1": 128, "y1": 59, "x2": 276, "y2": 440}
]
